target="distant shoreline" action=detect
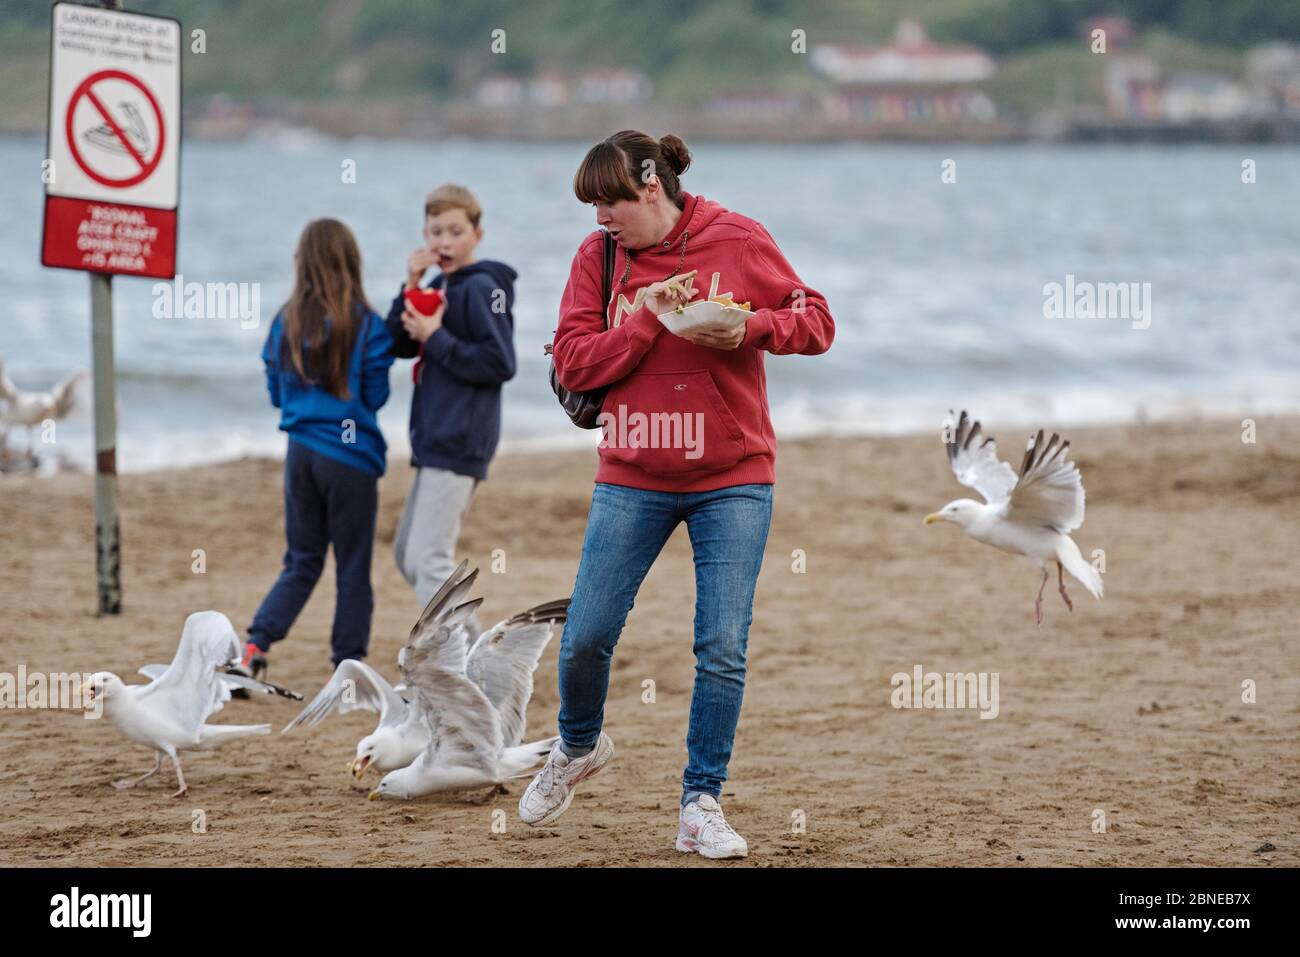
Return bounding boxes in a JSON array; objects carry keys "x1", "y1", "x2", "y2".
[
  {"x1": 13, "y1": 408, "x2": 1296, "y2": 479},
  {"x1": 4, "y1": 107, "x2": 1299, "y2": 145}
]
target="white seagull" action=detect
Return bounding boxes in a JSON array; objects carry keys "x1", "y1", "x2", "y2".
[
  {"x1": 367, "y1": 562, "x2": 567, "y2": 801},
  {"x1": 83, "y1": 611, "x2": 289, "y2": 797},
  {"x1": 0, "y1": 355, "x2": 85, "y2": 462},
  {"x1": 281, "y1": 656, "x2": 425, "y2": 781},
  {"x1": 925, "y1": 410, "x2": 1104, "y2": 624}
]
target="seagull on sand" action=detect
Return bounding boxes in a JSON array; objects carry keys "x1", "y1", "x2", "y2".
[
  {"x1": 365, "y1": 561, "x2": 568, "y2": 801},
  {"x1": 0, "y1": 355, "x2": 85, "y2": 462},
  {"x1": 925, "y1": 410, "x2": 1104, "y2": 625},
  {"x1": 281, "y1": 656, "x2": 425, "y2": 781},
  {"x1": 83, "y1": 611, "x2": 290, "y2": 797}
]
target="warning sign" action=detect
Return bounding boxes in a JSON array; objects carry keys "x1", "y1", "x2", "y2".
[{"x1": 42, "y1": 2, "x2": 180, "y2": 279}]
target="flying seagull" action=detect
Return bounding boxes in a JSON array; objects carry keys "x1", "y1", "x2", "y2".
[
  {"x1": 367, "y1": 561, "x2": 567, "y2": 801},
  {"x1": 0, "y1": 355, "x2": 85, "y2": 463},
  {"x1": 925, "y1": 410, "x2": 1103, "y2": 624},
  {"x1": 83, "y1": 611, "x2": 291, "y2": 797}
]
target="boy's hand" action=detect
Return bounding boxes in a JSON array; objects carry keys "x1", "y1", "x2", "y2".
[
  {"x1": 407, "y1": 248, "x2": 439, "y2": 289},
  {"x1": 402, "y1": 301, "x2": 445, "y2": 344}
]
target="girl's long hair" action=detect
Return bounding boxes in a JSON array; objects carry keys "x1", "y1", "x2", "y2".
[{"x1": 281, "y1": 218, "x2": 369, "y2": 399}]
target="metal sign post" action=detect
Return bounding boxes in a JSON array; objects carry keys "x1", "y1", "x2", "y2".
[
  {"x1": 41, "y1": 0, "x2": 181, "y2": 614},
  {"x1": 90, "y1": 271, "x2": 120, "y2": 613}
]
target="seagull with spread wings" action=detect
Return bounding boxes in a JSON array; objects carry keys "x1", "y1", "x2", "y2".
[
  {"x1": 0, "y1": 355, "x2": 85, "y2": 463},
  {"x1": 367, "y1": 562, "x2": 567, "y2": 801},
  {"x1": 925, "y1": 410, "x2": 1104, "y2": 624},
  {"x1": 282, "y1": 561, "x2": 568, "y2": 794},
  {"x1": 82, "y1": 612, "x2": 291, "y2": 797},
  {"x1": 281, "y1": 657, "x2": 422, "y2": 780}
]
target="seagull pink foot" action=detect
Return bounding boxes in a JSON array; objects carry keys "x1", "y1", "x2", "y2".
[
  {"x1": 1057, "y1": 562, "x2": 1074, "y2": 612},
  {"x1": 1034, "y1": 568, "x2": 1049, "y2": 626}
]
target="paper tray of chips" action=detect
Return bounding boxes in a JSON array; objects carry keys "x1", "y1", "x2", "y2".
[{"x1": 656, "y1": 299, "x2": 754, "y2": 335}]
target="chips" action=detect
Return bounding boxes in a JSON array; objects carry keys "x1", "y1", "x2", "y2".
[{"x1": 708, "y1": 294, "x2": 751, "y2": 311}]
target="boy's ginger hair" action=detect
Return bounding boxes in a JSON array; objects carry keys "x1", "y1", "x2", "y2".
[{"x1": 425, "y1": 184, "x2": 482, "y2": 228}]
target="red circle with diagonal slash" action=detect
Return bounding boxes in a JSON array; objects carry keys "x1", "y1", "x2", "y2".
[{"x1": 65, "y1": 69, "x2": 165, "y2": 189}]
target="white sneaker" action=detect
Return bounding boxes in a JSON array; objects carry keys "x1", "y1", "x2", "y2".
[
  {"x1": 518, "y1": 732, "x2": 614, "y2": 826},
  {"x1": 676, "y1": 794, "x2": 748, "y2": 859}
]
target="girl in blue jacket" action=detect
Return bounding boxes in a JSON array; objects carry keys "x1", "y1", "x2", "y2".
[{"x1": 240, "y1": 218, "x2": 395, "y2": 678}]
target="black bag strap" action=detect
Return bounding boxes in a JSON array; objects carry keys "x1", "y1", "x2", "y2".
[
  {"x1": 545, "y1": 230, "x2": 617, "y2": 358},
  {"x1": 601, "y1": 228, "x2": 615, "y2": 329}
]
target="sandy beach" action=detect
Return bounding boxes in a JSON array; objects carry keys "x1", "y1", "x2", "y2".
[{"x1": 1, "y1": 417, "x2": 1296, "y2": 867}]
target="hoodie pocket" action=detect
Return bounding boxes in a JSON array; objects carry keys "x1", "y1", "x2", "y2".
[{"x1": 598, "y1": 370, "x2": 746, "y2": 476}]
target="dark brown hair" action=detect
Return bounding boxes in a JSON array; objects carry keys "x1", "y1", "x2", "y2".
[
  {"x1": 282, "y1": 218, "x2": 370, "y2": 400},
  {"x1": 573, "y1": 130, "x2": 691, "y2": 207}
]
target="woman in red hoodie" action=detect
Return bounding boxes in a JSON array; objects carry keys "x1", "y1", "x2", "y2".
[{"x1": 518, "y1": 131, "x2": 834, "y2": 858}]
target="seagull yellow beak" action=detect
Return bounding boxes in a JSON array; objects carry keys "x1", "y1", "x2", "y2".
[
  {"x1": 350, "y1": 755, "x2": 371, "y2": 779},
  {"x1": 367, "y1": 789, "x2": 381, "y2": 801},
  {"x1": 924, "y1": 513, "x2": 942, "y2": 525}
]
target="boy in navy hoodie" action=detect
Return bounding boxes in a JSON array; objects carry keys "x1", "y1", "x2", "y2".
[{"x1": 388, "y1": 184, "x2": 517, "y2": 624}]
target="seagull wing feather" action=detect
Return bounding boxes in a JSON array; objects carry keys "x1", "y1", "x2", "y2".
[
  {"x1": 135, "y1": 611, "x2": 244, "y2": 736},
  {"x1": 402, "y1": 662, "x2": 504, "y2": 769},
  {"x1": 281, "y1": 659, "x2": 406, "y2": 733},
  {"x1": 1007, "y1": 431, "x2": 1086, "y2": 532},
  {"x1": 465, "y1": 599, "x2": 569, "y2": 747},
  {"x1": 944, "y1": 409, "x2": 1018, "y2": 505},
  {"x1": 398, "y1": 561, "x2": 479, "y2": 675}
]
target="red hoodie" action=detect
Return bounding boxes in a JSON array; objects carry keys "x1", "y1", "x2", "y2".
[{"x1": 552, "y1": 191, "x2": 834, "y2": 492}]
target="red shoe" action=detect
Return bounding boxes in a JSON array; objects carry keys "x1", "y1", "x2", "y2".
[{"x1": 227, "y1": 641, "x2": 267, "y2": 697}]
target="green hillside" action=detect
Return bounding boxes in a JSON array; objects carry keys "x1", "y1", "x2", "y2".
[{"x1": 3, "y1": 0, "x2": 1297, "y2": 129}]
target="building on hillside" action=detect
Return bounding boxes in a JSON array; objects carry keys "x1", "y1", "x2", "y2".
[
  {"x1": 475, "y1": 68, "x2": 652, "y2": 108},
  {"x1": 1246, "y1": 42, "x2": 1300, "y2": 114},
  {"x1": 811, "y1": 19, "x2": 997, "y2": 122},
  {"x1": 1160, "y1": 72, "x2": 1252, "y2": 122},
  {"x1": 1105, "y1": 56, "x2": 1162, "y2": 119},
  {"x1": 576, "y1": 68, "x2": 653, "y2": 104},
  {"x1": 704, "y1": 86, "x2": 808, "y2": 119}
]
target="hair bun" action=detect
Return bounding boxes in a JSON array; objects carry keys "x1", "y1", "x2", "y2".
[{"x1": 658, "y1": 134, "x2": 691, "y2": 176}]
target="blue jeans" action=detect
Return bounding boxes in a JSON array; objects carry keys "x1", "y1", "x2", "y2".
[
  {"x1": 558, "y1": 481, "x2": 773, "y2": 801},
  {"x1": 249, "y1": 439, "x2": 378, "y2": 665}
]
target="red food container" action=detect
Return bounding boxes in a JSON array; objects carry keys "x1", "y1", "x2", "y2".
[{"x1": 405, "y1": 288, "x2": 444, "y2": 316}]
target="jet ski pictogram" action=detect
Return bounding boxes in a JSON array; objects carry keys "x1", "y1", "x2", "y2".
[{"x1": 83, "y1": 101, "x2": 152, "y2": 157}]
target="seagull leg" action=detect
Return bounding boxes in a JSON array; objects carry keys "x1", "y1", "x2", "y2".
[
  {"x1": 1034, "y1": 568, "x2": 1049, "y2": 626},
  {"x1": 113, "y1": 751, "x2": 163, "y2": 790},
  {"x1": 468, "y1": 784, "x2": 503, "y2": 805},
  {"x1": 168, "y1": 754, "x2": 188, "y2": 799},
  {"x1": 1057, "y1": 561, "x2": 1074, "y2": 612}
]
